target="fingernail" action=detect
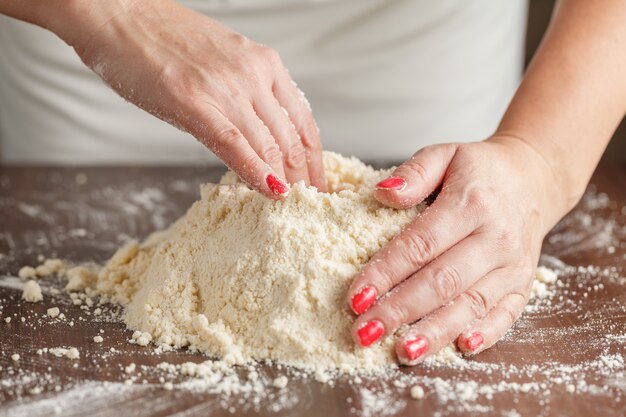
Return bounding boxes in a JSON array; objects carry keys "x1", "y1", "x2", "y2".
[
  {"x1": 404, "y1": 337, "x2": 428, "y2": 361},
  {"x1": 463, "y1": 332, "x2": 484, "y2": 352},
  {"x1": 351, "y1": 286, "x2": 377, "y2": 315},
  {"x1": 266, "y1": 174, "x2": 289, "y2": 196},
  {"x1": 376, "y1": 177, "x2": 406, "y2": 191},
  {"x1": 357, "y1": 320, "x2": 385, "y2": 347}
]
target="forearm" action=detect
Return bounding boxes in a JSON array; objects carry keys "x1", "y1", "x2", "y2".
[
  {"x1": 495, "y1": 0, "x2": 626, "y2": 213},
  {"x1": 0, "y1": 0, "x2": 145, "y2": 46}
]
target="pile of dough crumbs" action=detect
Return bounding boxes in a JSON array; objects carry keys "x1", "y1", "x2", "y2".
[
  {"x1": 14, "y1": 152, "x2": 562, "y2": 378},
  {"x1": 3, "y1": 155, "x2": 625, "y2": 416},
  {"x1": 19, "y1": 152, "x2": 433, "y2": 374}
]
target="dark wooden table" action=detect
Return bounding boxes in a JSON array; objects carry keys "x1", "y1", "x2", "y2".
[{"x1": 0, "y1": 164, "x2": 625, "y2": 417}]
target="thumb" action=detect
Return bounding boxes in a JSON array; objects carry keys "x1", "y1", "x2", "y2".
[{"x1": 375, "y1": 143, "x2": 458, "y2": 209}]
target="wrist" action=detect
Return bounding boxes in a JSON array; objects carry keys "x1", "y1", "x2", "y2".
[{"x1": 487, "y1": 134, "x2": 579, "y2": 233}]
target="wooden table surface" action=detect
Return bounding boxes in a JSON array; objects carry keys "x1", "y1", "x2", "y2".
[{"x1": 0, "y1": 164, "x2": 625, "y2": 417}]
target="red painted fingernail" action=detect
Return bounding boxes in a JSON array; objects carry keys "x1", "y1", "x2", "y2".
[
  {"x1": 266, "y1": 174, "x2": 289, "y2": 196},
  {"x1": 351, "y1": 286, "x2": 377, "y2": 315},
  {"x1": 404, "y1": 337, "x2": 428, "y2": 361},
  {"x1": 463, "y1": 332, "x2": 484, "y2": 352},
  {"x1": 357, "y1": 320, "x2": 385, "y2": 347},
  {"x1": 376, "y1": 177, "x2": 406, "y2": 191}
]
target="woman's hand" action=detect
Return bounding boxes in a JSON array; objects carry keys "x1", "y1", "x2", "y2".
[
  {"x1": 51, "y1": 0, "x2": 326, "y2": 198},
  {"x1": 346, "y1": 136, "x2": 569, "y2": 364}
]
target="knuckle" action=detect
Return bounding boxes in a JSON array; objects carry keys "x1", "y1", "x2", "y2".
[
  {"x1": 231, "y1": 33, "x2": 249, "y2": 46},
  {"x1": 284, "y1": 141, "x2": 308, "y2": 169},
  {"x1": 430, "y1": 264, "x2": 462, "y2": 302},
  {"x1": 258, "y1": 46, "x2": 282, "y2": 66},
  {"x1": 502, "y1": 309, "x2": 518, "y2": 329},
  {"x1": 420, "y1": 314, "x2": 449, "y2": 346},
  {"x1": 495, "y1": 228, "x2": 516, "y2": 253},
  {"x1": 212, "y1": 127, "x2": 242, "y2": 149},
  {"x1": 402, "y1": 230, "x2": 436, "y2": 267},
  {"x1": 503, "y1": 293, "x2": 527, "y2": 327},
  {"x1": 386, "y1": 298, "x2": 412, "y2": 327},
  {"x1": 404, "y1": 160, "x2": 429, "y2": 183},
  {"x1": 261, "y1": 143, "x2": 284, "y2": 166},
  {"x1": 461, "y1": 289, "x2": 490, "y2": 319},
  {"x1": 464, "y1": 187, "x2": 490, "y2": 212},
  {"x1": 371, "y1": 262, "x2": 398, "y2": 292},
  {"x1": 298, "y1": 118, "x2": 322, "y2": 150}
]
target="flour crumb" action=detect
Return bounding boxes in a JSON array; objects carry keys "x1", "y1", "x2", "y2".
[
  {"x1": 93, "y1": 335, "x2": 104, "y2": 343},
  {"x1": 18, "y1": 266, "x2": 37, "y2": 279},
  {"x1": 22, "y1": 280, "x2": 43, "y2": 303},
  {"x1": 47, "y1": 307, "x2": 60, "y2": 318},
  {"x1": 11, "y1": 353, "x2": 20, "y2": 362},
  {"x1": 49, "y1": 347, "x2": 80, "y2": 359},
  {"x1": 410, "y1": 385, "x2": 425, "y2": 399},
  {"x1": 35, "y1": 259, "x2": 65, "y2": 277},
  {"x1": 131, "y1": 330, "x2": 152, "y2": 347},
  {"x1": 272, "y1": 376, "x2": 288, "y2": 389}
]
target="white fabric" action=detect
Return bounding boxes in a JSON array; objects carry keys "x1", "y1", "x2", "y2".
[{"x1": 0, "y1": 0, "x2": 528, "y2": 165}]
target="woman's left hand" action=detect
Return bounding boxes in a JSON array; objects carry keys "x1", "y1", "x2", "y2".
[{"x1": 346, "y1": 136, "x2": 567, "y2": 363}]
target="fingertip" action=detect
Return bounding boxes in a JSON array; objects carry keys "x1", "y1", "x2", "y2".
[
  {"x1": 265, "y1": 173, "x2": 290, "y2": 199},
  {"x1": 395, "y1": 335, "x2": 429, "y2": 366},
  {"x1": 373, "y1": 188, "x2": 415, "y2": 210},
  {"x1": 376, "y1": 176, "x2": 407, "y2": 191},
  {"x1": 457, "y1": 331, "x2": 485, "y2": 355},
  {"x1": 350, "y1": 286, "x2": 377, "y2": 315},
  {"x1": 354, "y1": 319, "x2": 385, "y2": 347}
]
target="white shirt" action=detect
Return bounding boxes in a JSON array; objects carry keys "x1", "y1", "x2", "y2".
[{"x1": 0, "y1": 0, "x2": 528, "y2": 164}]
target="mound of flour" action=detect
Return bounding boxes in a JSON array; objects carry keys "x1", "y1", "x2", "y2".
[{"x1": 95, "y1": 152, "x2": 423, "y2": 372}]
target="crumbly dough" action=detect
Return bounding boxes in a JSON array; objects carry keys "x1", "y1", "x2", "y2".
[
  {"x1": 95, "y1": 152, "x2": 423, "y2": 372},
  {"x1": 22, "y1": 280, "x2": 43, "y2": 303},
  {"x1": 47, "y1": 307, "x2": 60, "y2": 318},
  {"x1": 64, "y1": 151, "x2": 558, "y2": 374}
]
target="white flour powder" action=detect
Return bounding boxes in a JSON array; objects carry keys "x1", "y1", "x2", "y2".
[{"x1": 94, "y1": 152, "x2": 424, "y2": 372}]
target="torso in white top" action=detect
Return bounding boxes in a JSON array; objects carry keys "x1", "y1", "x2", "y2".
[{"x1": 0, "y1": 0, "x2": 528, "y2": 164}]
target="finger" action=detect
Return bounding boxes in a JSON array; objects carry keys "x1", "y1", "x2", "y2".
[
  {"x1": 375, "y1": 144, "x2": 458, "y2": 209},
  {"x1": 347, "y1": 188, "x2": 481, "y2": 316},
  {"x1": 456, "y1": 291, "x2": 529, "y2": 355},
  {"x1": 199, "y1": 106, "x2": 290, "y2": 200},
  {"x1": 352, "y1": 234, "x2": 506, "y2": 347},
  {"x1": 273, "y1": 75, "x2": 327, "y2": 192},
  {"x1": 253, "y1": 96, "x2": 310, "y2": 185},
  {"x1": 227, "y1": 102, "x2": 287, "y2": 181},
  {"x1": 393, "y1": 269, "x2": 511, "y2": 365}
]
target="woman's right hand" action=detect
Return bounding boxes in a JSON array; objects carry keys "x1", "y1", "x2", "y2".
[{"x1": 50, "y1": 0, "x2": 326, "y2": 198}]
